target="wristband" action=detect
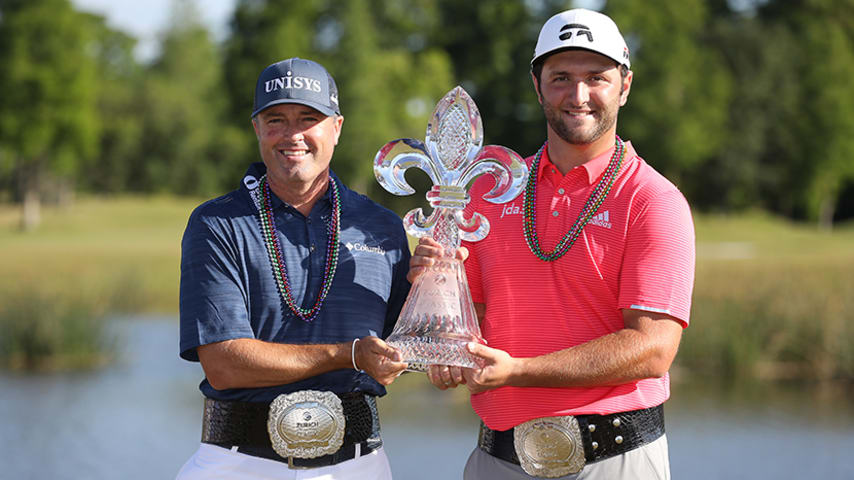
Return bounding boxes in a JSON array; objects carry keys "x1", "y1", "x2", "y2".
[{"x1": 351, "y1": 338, "x2": 360, "y2": 371}]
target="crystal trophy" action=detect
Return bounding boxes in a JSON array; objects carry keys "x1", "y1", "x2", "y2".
[{"x1": 374, "y1": 86, "x2": 528, "y2": 372}]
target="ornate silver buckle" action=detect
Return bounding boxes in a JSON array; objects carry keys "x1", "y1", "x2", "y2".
[
  {"x1": 267, "y1": 390, "x2": 346, "y2": 465},
  {"x1": 513, "y1": 415, "x2": 586, "y2": 478}
]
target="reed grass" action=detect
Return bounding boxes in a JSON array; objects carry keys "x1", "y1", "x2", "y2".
[
  {"x1": 681, "y1": 261, "x2": 854, "y2": 381},
  {"x1": 681, "y1": 212, "x2": 854, "y2": 381},
  {"x1": 0, "y1": 287, "x2": 115, "y2": 370}
]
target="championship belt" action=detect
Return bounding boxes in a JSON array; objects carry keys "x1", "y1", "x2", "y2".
[
  {"x1": 267, "y1": 390, "x2": 346, "y2": 460},
  {"x1": 513, "y1": 415, "x2": 586, "y2": 478}
]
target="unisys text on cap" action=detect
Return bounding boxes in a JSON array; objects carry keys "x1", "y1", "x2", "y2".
[{"x1": 252, "y1": 57, "x2": 341, "y2": 118}]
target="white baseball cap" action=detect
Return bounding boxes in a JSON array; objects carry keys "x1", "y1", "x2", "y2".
[{"x1": 532, "y1": 9, "x2": 630, "y2": 68}]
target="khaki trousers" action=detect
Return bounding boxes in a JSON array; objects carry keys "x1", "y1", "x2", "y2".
[{"x1": 463, "y1": 434, "x2": 670, "y2": 480}]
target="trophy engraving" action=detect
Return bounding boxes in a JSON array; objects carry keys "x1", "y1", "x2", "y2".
[{"x1": 374, "y1": 87, "x2": 528, "y2": 372}]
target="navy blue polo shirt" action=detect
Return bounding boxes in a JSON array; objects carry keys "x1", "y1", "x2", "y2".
[{"x1": 179, "y1": 163, "x2": 411, "y2": 402}]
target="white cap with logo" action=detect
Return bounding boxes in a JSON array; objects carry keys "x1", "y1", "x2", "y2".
[{"x1": 532, "y1": 9, "x2": 630, "y2": 68}]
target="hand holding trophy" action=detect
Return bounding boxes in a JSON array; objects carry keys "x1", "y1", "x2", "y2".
[{"x1": 374, "y1": 87, "x2": 528, "y2": 372}]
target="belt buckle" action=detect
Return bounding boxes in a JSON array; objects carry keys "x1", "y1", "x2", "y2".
[
  {"x1": 513, "y1": 415, "x2": 585, "y2": 478},
  {"x1": 267, "y1": 390, "x2": 345, "y2": 466}
]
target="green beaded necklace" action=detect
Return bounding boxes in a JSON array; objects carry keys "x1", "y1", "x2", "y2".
[
  {"x1": 255, "y1": 175, "x2": 341, "y2": 322},
  {"x1": 522, "y1": 137, "x2": 626, "y2": 262}
]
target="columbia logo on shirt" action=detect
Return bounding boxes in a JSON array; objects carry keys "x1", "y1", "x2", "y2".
[
  {"x1": 346, "y1": 242, "x2": 386, "y2": 255},
  {"x1": 589, "y1": 210, "x2": 612, "y2": 229}
]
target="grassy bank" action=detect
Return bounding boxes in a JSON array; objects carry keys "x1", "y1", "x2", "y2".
[
  {"x1": 0, "y1": 195, "x2": 192, "y2": 314},
  {"x1": 0, "y1": 195, "x2": 194, "y2": 370},
  {"x1": 1, "y1": 198, "x2": 852, "y2": 378},
  {"x1": 684, "y1": 212, "x2": 854, "y2": 381}
]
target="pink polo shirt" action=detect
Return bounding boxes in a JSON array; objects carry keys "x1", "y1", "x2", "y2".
[{"x1": 462, "y1": 140, "x2": 695, "y2": 431}]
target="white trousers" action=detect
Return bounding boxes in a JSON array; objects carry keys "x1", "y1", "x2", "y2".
[{"x1": 175, "y1": 443, "x2": 393, "y2": 480}]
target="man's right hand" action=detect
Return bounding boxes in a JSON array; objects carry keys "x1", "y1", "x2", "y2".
[{"x1": 407, "y1": 237, "x2": 469, "y2": 283}]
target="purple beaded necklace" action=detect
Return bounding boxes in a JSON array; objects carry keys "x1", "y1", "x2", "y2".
[
  {"x1": 523, "y1": 136, "x2": 626, "y2": 262},
  {"x1": 255, "y1": 175, "x2": 341, "y2": 322}
]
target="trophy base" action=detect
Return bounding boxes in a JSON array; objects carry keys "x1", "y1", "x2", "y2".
[{"x1": 388, "y1": 335, "x2": 483, "y2": 373}]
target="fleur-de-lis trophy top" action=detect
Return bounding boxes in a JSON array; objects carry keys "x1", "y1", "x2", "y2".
[{"x1": 374, "y1": 86, "x2": 528, "y2": 371}]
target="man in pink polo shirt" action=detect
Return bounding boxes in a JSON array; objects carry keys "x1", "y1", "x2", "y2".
[{"x1": 410, "y1": 8, "x2": 695, "y2": 480}]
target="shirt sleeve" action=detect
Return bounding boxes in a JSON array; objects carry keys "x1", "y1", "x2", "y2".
[
  {"x1": 618, "y1": 189, "x2": 695, "y2": 326},
  {"x1": 179, "y1": 211, "x2": 254, "y2": 361}
]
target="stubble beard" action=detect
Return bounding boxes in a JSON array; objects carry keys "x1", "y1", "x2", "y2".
[{"x1": 542, "y1": 96, "x2": 620, "y2": 145}]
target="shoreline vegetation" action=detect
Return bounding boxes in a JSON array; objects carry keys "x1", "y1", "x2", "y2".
[{"x1": 1, "y1": 196, "x2": 852, "y2": 381}]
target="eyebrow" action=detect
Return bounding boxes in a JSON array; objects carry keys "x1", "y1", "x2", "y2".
[{"x1": 548, "y1": 65, "x2": 614, "y2": 77}]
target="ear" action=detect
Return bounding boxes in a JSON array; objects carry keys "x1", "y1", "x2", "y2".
[
  {"x1": 531, "y1": 71, "x2": 544, "y2": 105},
  {"x1": 251, "y1": 117, "x2": 261, "y2": 139},
  {"x1": 619, "y1": 70, "x2": 633, "y2": 106},
  {"x1": 333, "y1": 115, "x2": 344, "y2": 146}
]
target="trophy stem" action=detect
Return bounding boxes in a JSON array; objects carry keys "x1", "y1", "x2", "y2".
[{"x1": 432, "y1": 208, "x2": 461, "y2": 258}]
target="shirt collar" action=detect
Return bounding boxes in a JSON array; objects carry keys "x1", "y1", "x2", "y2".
[
  {"x1": 536, "y1": 141, "x2": 635, "y2": 185},
  {"x1": 242, "y1": 162, "x2": 344, "y2": 214}
]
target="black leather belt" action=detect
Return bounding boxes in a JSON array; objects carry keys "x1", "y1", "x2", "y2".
[
  {"x1": 201, "y1": 393, "x2": 381, "y2": 468},
  {"x1": 478, "y1": 405, "x2": 665, "y2": 466}
]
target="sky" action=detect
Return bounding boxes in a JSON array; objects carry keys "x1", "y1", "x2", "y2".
[{"x1": 70, "y1": 0, "x2": 238, "y2": 61}]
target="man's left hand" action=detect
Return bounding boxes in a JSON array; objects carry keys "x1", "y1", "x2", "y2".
[{"x1": 353, "y1": 336, "x2": 408, "y2": 386}]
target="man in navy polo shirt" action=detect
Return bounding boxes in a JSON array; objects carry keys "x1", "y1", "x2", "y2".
[{"x1": 175, "y1": 58, "x2": 411, "y2": 479}]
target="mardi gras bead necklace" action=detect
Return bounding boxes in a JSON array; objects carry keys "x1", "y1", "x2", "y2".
[
  {"x1": 522, "y1": 136, "x2": 626, "y2": 262},
  {"x1": 255, "y1": 175, "x2": 341, "y2": 322}
]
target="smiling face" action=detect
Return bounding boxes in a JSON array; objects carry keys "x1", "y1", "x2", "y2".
[
  {"x1": 533, "y1": 49, "x2": 631, "y2": 147},
  {"x1": 252, "y1": 103, "x2": 343, "y2": 191}
]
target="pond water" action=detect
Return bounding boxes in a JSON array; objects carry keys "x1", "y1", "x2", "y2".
[{"x1": 1, "y1": 317, "x2": 852, "y2": 479}]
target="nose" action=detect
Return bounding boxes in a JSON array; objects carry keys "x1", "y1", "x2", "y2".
[
  {"x1": 282, "y1": 122, "x2": 306, "y2": 142},
  {"x1": 568, "y1": 81, "x2": 590, "y2": 106}
]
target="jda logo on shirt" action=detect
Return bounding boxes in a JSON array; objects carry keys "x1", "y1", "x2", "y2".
[
  {"x1": 500, "y1": 202, "x2": 522, "y2": 218},
  {"x1": 346, "y1": 242, "x2": 386, "y2": 256}
]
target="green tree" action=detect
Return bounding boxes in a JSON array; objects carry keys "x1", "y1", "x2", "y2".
[
  {"x1": 692, "y1": 11, "x2": 800, "y2": 212},
  {"x1": 80, "y1": 13, "x2": 144, "y2": 193},
  {"x1": 0, "y1": 0, "x2": 99, "y2": 229},
  {"x1": 136, "y1": 0, "x2": 246, "y2": 195},
  {"x1": 606, "y1": 0, "x2": 733, "y2": 198},
  {"x1": 759, "y1": 0, "x2": 854, "y2": 227}
]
